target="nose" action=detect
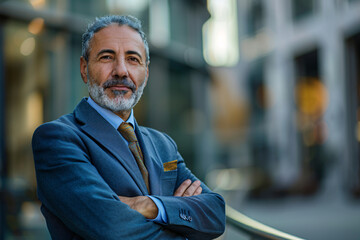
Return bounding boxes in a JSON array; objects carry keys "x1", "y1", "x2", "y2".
[{"x1": 112, "y1": 58, "x2": 129, "y2": 78}]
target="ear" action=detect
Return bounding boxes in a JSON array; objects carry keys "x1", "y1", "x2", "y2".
[{"x1": 80, "y1": 56, "x2": 88, "y2": 84}]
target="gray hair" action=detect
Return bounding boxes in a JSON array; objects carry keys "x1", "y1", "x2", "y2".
[{"x1": 81, "y1": 15, "x2": 150, "y2": 64}]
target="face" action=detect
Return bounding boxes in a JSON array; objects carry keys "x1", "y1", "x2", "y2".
[{"x1": 80, "y1": 24, "x2": 149, "y2": 117}]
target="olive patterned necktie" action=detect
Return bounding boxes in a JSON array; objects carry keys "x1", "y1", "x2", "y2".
[{"x1": 118, "y1": 122, "x2": 150, "y2": 193}]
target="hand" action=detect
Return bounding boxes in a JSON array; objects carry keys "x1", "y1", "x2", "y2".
[
  {"x1": 118, "y1": 179, "x2": 202, "y2": 219},
  {"x1": 118, "y1": 196, "x2": 158, "y2": 219},
  {"x1": 173, "y1": 179, "x2": 202, "y2": 197}
]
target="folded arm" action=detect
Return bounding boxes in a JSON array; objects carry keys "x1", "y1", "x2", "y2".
[
  {"x1": 118, "y1": 179, "x2": 203, "y2": 219},
  {"x1": 153, "y1": 133, "x2": 226, "y2": 239},
  {"x1": 119, "y1": 136, "x2": 226, "y2": 239}
]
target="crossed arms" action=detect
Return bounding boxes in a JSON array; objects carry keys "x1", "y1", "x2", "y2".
[
  {"x1": 119, "y1": 179, "x2": 203, "y2": 219},
  {"x1": 32, "y1": 121, "x2": 225, "y2": 239}
]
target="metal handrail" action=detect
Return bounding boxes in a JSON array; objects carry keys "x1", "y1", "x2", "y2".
[{"x1": 226, "y1": 205, "x2": 305, "y2": 240}]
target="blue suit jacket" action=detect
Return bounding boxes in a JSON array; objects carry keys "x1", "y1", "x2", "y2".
[{"x1": 32, "y1": 98, "x2": 225, "y2": 239}]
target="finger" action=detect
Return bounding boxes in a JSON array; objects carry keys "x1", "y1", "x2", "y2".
[
  {"x1": 118, "y1": 196, "x2": 126, "y2": 202},
  {"x1": 173, "y1": 179, "x2": 192, "y2": 196},
  {"x1": 193, "y1": 186, "x2": 202, "y2": 196},
  {"x1": 118, "y1": 196, "x2": 132, "y2": 206},
  {"x1": 183, "y1": 180, "x2": 201, "y2": 197}
]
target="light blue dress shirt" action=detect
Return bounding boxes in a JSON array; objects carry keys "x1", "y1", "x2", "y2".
[{"x1": 87, "y1": 97, "x2": 167, "y2": 223}]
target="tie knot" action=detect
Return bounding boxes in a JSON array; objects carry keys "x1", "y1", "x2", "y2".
[{"x1": 118, "y1": 122, "x2": 137, "y2": 142}]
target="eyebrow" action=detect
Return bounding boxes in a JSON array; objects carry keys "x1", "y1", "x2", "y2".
[
  {"x1": 96, "y1": 49, "x2": 115, "y2": 58},
  {"x1": 126, "y1": 50, "x2": 143, "y2": 60}
]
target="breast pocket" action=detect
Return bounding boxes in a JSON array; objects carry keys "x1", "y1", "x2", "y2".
[{"x1": 161, "y1": 169, "x2": 178, "y2": 196}]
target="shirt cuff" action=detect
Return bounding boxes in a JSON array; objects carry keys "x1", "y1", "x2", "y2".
[{"x1": 147, "y1": 196, "x2": 168, "y2": 224}]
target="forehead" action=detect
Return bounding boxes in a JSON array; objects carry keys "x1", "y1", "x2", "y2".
[{"x1": 89, "y1": 24, "x2": 145, "y2": 56}]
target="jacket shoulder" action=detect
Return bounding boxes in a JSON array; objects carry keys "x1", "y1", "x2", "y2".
[{"x1": 32, "y1": 113, "x2": 80, "y2": 140}]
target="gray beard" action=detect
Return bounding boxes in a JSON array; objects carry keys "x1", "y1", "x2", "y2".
[{"x1": 87, "y1": 77, "x2": 146, "y2": 113}]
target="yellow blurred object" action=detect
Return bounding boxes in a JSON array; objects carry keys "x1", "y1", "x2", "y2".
[
  {"x1": 296, "y1": 78, "x2": 328, "y2": 117},
  {"x1": 28, "y1": 18, "x2": 44, "y2": 35},
  {"x1": 29, "y1": 0, "x2": 46, "y2": 9},
  {"x1": 26, "y1": 91, "x2": 43, "y2": 136},
  {"x1": 20, "y1": 37, "x2": 35, "y2": 56}
]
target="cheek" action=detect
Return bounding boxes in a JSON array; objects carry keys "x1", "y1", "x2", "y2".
[
  {"x1": 131, "y1": 69, "x2": 147, "y2": 86},
  {"x1": 89, "y1": 67, "x2": 110, "y2": 85}
]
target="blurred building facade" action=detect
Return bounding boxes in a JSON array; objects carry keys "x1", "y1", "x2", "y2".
[
  {"x1": 205, "y1": 0, "x2": 360, "y2": 202},
  {"x1": 1, "y1": 0, "x2": 360, "y2": 239}
]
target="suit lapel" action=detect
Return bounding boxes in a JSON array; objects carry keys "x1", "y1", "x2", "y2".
[{"x1": 74, "y1": 98, "x2": 148, "y2": 195}]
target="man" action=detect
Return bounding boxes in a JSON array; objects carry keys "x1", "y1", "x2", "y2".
[{"x1": 32, "y1": 15, "x2": 225, "y2": 239}]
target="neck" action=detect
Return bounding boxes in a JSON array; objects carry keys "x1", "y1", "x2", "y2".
[
  {"x1": 114, "y1": 110, "x2": 131, "y2": 122},
  {"x1": 89, "y1": 96, "x2": 132, "y2": 122}
]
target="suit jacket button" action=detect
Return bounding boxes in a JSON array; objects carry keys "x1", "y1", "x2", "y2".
[{"x1": 179, "y1": 212, "x2": 185, "y2": 220}]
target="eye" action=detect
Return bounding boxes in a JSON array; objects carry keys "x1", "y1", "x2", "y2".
[
  {"x1": 100, "y1": 55, "x2": 112, "y2": 60},
  {"x1": 128, "y1": 56, "x2": 141, "y2": 64}
]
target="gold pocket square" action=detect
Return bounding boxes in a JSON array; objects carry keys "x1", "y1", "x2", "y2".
[{"x1": 163, "y1": 160, "x2": 178, "y2": 172}]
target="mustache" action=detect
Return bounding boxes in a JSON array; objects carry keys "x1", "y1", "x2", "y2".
[{"x1": 102, "y1": 78, "x2": 136, "y2": 92}]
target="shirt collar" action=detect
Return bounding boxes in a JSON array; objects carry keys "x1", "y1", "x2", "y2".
[{"x1": 87, "y1": 97, "x2": 135, "y2": 130}]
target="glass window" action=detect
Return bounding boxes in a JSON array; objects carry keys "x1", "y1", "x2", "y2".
[
  {"x1": 345, "y1": 32, "x2": 360, "y2": 197},
  {"x1": 294, "y1": 49, "x2": 330, "y2": 195},
  {"x1": 294, "y1": 50, "x2": 319, "y2": 77},
  {"x1": 247, "y1": 59, "x2": 272, "y2": 195},
  {"x1": 169, "y1": 1, "x2": 188, "y2": 46},
  {"x1": 291, "y1": 0, "x2": 318, "y2": 22},
  {"x1": 69, "y1": 0, "x2": 107, "y2": 17},
  {"x1": 169, "y1": 0, "x2": 208, "y2": 50},
  {"x1": 247, "y1": 0, "x2": 265, "y2": 36}
]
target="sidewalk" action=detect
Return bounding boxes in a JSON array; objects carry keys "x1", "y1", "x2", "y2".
[{"x1": 222, "y1": 170, "x2": 360, "y2": 240}]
